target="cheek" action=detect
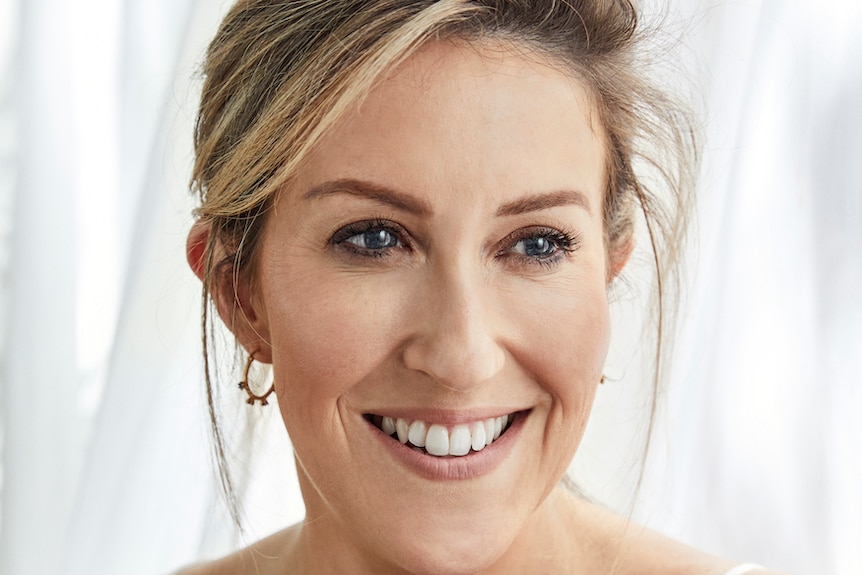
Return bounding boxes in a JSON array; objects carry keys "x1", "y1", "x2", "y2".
[
  {"x1": 507, "y1": 268, "x2": 611, "y2": 388},
  {"x1": 503, "y1": 273, "x2": 610, "y2": 449},
  {"x1": 261, "y1": 265, "x2": 407, "y2": 421}
]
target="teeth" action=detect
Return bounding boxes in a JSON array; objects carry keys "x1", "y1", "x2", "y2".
[
  {"x1": 408, "y1": 420, "x2": 427, "y2": 448},
  {"x1": 483, "y1": 419, "x2": 495, "y2": 446},
  {"x1": 374, "y1": 414, "x2": 515, "y2": 457},
  {"x1": 381, "y1": 416, "x2": 396, "y2": 436},
  {"x1": 425, "y1": 424, "x2": 449, "y2": 456},
  {"x1": 471, "y1": 421, "x2": 486, "y2": 452},
  {"x1": 448, "y1": 425, "x2": 471, "y2": 456},
  {"x1": 396, "y1": 418, "x2": 410, "y2": 444}
]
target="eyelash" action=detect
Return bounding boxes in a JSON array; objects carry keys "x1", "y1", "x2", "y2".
[
  {"x1": 329, "y1": 218, "x2": 409, "y2": 259},
  {"x1": 329, "y1": 219, "x2": 581, "y2": 267},
  {"x1": 497, "y1": 226, "x2": 581, "y2": 268}
]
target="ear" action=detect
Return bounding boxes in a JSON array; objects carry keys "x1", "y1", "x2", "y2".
[
  {"x1": 607, "y1": 235, "x2": 634, "y2": 282},
  {"x1": 186, "y1": 220, "x2": 209, "y2": 281},
  {"x1": 186, "y1": 220, "x2": 273, "y2": 363}
]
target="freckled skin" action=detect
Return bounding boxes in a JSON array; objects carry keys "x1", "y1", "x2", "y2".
[{"x1": 245, "y1": 40, "x2": 610, "y2": 574}]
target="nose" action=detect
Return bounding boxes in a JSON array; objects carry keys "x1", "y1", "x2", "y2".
[{"x1": 401, "y1": 263, "x2": 505, "y2": 391}]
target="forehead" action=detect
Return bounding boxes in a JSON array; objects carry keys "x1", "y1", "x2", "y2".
[{"x1": 293, "y1": 39, "x2": 607, "y2": 211}]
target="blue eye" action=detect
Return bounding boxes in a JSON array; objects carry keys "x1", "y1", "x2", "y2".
[
  {"x1": 500, "y1": 226, "x2": 580, "y2": 268},
  {"x1": 346, "y1": 229, "x2": 399, "y2": 250},
  {"x1": 330, "y1": 219, "x2": 407, "y2": 259},
  {"x1": 512, "y1": 236, "x2": 556, "y2": 258}
]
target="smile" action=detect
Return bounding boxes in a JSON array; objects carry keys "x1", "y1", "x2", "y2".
[{"x1": 366, "y1": 413, "x2": 515, "y2": 457}]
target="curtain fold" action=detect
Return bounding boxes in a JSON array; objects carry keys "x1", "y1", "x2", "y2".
[
  {"x1": 2, "y1": 1, "x2": 81, "y2": 573},
  {"x1": 1, "y1": 0, "x2": 230, "y2": 573},
  {"x1": 647, "y1": 2, "x2": 862, "y2": 573}
]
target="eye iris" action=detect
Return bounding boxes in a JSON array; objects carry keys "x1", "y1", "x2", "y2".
[
  {"x1": 361, "y1": 229, "x2": 396, "y2": 249},
  {"x1": 522, "y1": 236, "x2": 554, "y2": 257}
]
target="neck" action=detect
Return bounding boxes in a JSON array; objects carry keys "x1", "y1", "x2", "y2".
[{"x1": 289, "y1": 472, "x2": 592, "y2": 575}]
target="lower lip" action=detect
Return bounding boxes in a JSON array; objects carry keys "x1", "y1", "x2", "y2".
[{"x1": 366, "y1": 412, "x2": 528, "y2": 481}]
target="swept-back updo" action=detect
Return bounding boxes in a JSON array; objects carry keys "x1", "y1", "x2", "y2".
[{"x1": 191, "y1": 0, "x2": 698, "y2": 524}]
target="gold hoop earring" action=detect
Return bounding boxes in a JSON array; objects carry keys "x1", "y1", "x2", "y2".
[{"x1": 238, "y1": 354, "x2": 275, "y2": 406}]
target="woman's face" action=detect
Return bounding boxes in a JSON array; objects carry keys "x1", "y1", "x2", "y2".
[{"x1": 247, "y1": 41, "x2": 612, "y2": 573}]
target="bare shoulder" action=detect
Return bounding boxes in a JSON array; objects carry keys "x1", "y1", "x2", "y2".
[
  {"x1": 174, "y1": 524, "x2": 301, "y2": 575},
  {"x1": 562, "y1": 490, "x2": 785, "y2": 575}
]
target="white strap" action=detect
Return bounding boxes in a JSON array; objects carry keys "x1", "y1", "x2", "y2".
[{"x1": 725, "y1": 563, "x2": 767, "y2": 575}]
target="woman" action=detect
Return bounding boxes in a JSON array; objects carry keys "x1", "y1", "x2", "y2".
[{"x1": 182, "y1": 1, "x2": 780, "y2": 573}]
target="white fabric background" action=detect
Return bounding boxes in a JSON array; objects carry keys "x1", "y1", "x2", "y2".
[{"x1": 0, "y1": 1, "x2": 859, "y2": 574}]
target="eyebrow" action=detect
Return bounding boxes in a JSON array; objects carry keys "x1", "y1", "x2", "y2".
[
  {"x1": 495, "y1": 189, "x2": 592, "y2": 217},
  {"x1": 303, "y1": 178, "x2": 592, "y2": 217},
  {"x1": 302, "y1": 179, "x2": 433, "y2": 216}
]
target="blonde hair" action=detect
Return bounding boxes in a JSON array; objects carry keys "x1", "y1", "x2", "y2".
[{"x1": 191, "y1": 0, "x2": 698, "y2": 526}]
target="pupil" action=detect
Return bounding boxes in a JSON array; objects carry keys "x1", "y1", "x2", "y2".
[
  {"x1": 524, "y1": 237, "x2": 552, "y2": 257},
  {"x1": 364, "y1": 230, "x2": 394, "y2": 249}
]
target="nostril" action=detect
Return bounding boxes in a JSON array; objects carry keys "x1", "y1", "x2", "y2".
[{"x1": 400, "y1": 277, "x2": 505, "y2": 388}]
